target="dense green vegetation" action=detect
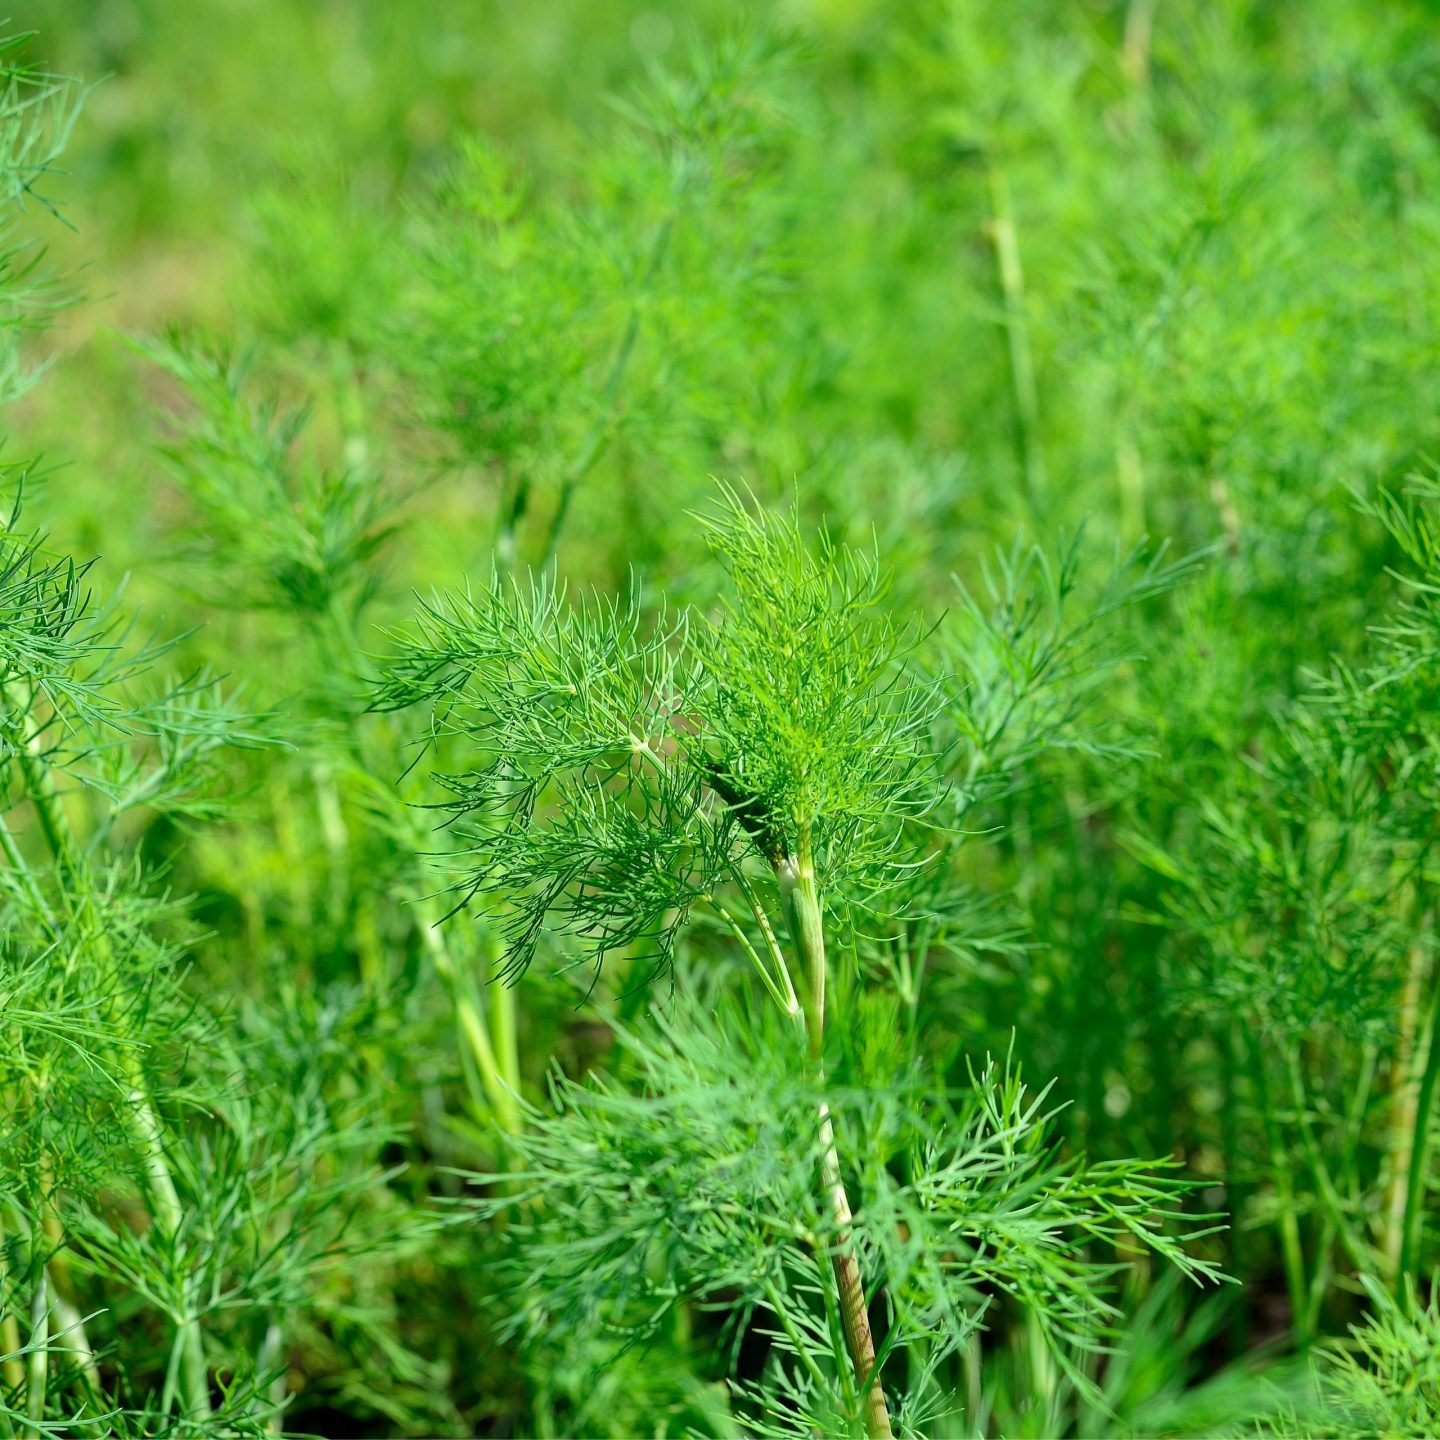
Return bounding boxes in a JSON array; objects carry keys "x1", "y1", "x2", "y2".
[{"x1": 6, "y1": 2, "x2": 1440, "y2": 1435}]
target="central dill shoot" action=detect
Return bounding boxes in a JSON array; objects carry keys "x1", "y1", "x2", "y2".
[{"x1": 378, "y1": 489, "x2": 1219, "y2": 1435}]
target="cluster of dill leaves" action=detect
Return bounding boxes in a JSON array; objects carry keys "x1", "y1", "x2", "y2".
[{"x1": 6, "y1": 4, "x2": 1440, "y2": 1437}]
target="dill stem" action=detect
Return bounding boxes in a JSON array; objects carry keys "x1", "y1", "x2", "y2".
[
  {"x1": 24, "y1": 1266, "x2": 45, "y2": 1439},
  {"x1": 0, "y1": 1315, "x2": 18, "y2": 1396},
  {"x1": 985, "y1": 163, "x2": 1046, "y2": 511},
  {"x1": 1121, "y1": 0, "x2": 1158, "y2": 91},
  {"x1": 1384, "y1": 936, "x2": 1429, "y2": 1280},
  {"x1": 708, "y1": 896, "x2": 795, "y2": 1017},
  {"x1": 416, "y1": 906, "x2": 522, "y2": 1137},
  {"x1": 487, "y1": 933, "x2": 522, "y2": 1133},
  {"x1": 0, "y1": 1209, "x2": 24, "y2": 1394},
  {"x1": 37, "y1": 1161, "x2": 100, "y2": 1398},
  {"x1": 0, "y1": 683, "x2": 211, "y2": 1421},
  {"x1": 779, "y1": 843, "x2": 893, "y2": 1440},
  {"x1": 1397, "y1": 969, "x2": 1440, "y2": 1295},
  {"x1": 1247, "y1": 1036, "x2": 1309, "y2": 1343},
  {"x1": 315, "y1": 603, "x2": 526, "y2": 1139},
  {"x1": 730, "y1": 864, "x2": 802, "y2": 1017},
  {"x1": 329, "y1": 335, "x2": 369, "y2": 471},
  {"x1": 1281, "y1": 1053, "x2": 1369, "y2": 1277}
]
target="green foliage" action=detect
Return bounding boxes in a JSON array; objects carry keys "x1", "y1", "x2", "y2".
[
  {"x1": 380, "y1": 497, "x2": 1216, "y2": 1435},
  {"x1": 482, "y1": 990, "x2": 1220, "y2": 1437},
  {"x1": 11, "y1": 2, "x2": 1440, "y2": 1436},
  {"x1": 138, "y1": 334, "x2": 402, "y2": 621},
  {"x1": 390, "y1": 31, "x2": 799, "y2": 573},
  {"x1": 375, "y1": 493, "x2": 941, "y2": 976}
]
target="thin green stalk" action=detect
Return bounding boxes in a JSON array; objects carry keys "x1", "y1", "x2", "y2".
[
  {"x1": 762, "y1": 1280, "x2": 832, "y2": 1397},
  {"x1": 985, "y1": 163, "x2": 1046, "y2": 511},
  {"x1": 1283, "y1": 1051, "x2": 1371, "y2": 1277},
  {"x1": 486, "y1": 935, "x2": 522, "y2": 1136},
  {"x1": 1121, "y1": 0, "x2": 1158, "y2": 92},
  {"x1": 1, "y1": 684, "x2": 211, "y2": 1420},
  {"x1": 730, "y1": 863, "x2": 803, "y2": 1019},
  {"x1": 708, "y1": 896, "x2": 796, "y2": 1017},
  {"x1": 49, "y1": 1295, "x2": 99, "y2": 1399},
  {"x1": 23, "y1": 1262, "x2": 45, "y2": 1440},
  {"x1": 963, "y1": 1336, "x2": 983, "y2": 1436},
  {"x1": 126, "y1": 1069, "x2": 209, "y2": 1419},
  {"x1": 779, "y1": 853, "x2": 829, "y2": 1064},
  {"x1": 317, "y1": 603, "x2": 526, "y2": 1140},
  {"x1": 416, "y1": 906, "x2": 522, "y2": 1137},
  {"x1": 329, "y1": 336, "x2": 369, "y2": 472},
  {"x1": 0, "y1": 1209, "x2": 24, "y2": 1396},
  {"x1": 1342, "y1": 1044, "x2": 1379, "y2": 1204},
  {"x1": 0, "y1": 1317, "x2": 19, "y2": 1399},
  {"x1": 1247, "y1": 1036, "x2": 1309, "y2": 1343},
  {"x1": 257, "y1": 1318, "x2": 286, "y2": 1435},
  {"x1": 1302, "y1": 1219, "x2": 1335, "y2": 1340},
  {"x1": 39, "y1": 1167, "x2": 99, "y2": 1399},
  {"x1": 1397, "y1": 968, "x2": 1440, "y2": 1294},
  {"x1": 778, "y1": 839, "x2": 893, "y2": 1440},
  {"x1": 1384, "y1": 939, "x2": 1429, "y2": 1278}
]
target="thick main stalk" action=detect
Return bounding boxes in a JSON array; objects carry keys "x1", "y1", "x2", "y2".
[
  {"x1": 1383, "y1": 939, "x2": 1429, "y2": 1278},
  {"x1": 1398, "y1": 971, "x2": 1440, "y2": 1293},
  {"x1": 779, "y1": 848, "x2": 893, "y2": 1440}
]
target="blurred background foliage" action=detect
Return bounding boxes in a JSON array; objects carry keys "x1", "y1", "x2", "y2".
[{"x1": 9, "y1": 0, "x2": 1440, "y2": 1434}]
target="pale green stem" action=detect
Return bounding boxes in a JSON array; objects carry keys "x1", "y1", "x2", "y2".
[
  {"x1": 416, "y1": 906, "x2": 522, "y2": 1137},
  {"x1": 777, "y1": 840, "x2": 893, "y2": 1440},
  {"x1": 487, "y1": 936, "x2": 522, "y2": 1136},
  {"x1": 315, "y1": 604, "x2": 525, "y2": 1140},
  {"x1": 707, "y1": 896, "x2": 797, "y2": 1018},
  {"x1": 1303, "y1": 1219, "x2": 1335, "y2": 1339},
  {"x1": 762, "y1": 1280, "x2": 832, "y2": 1395},
  {"x1": 257, "y1": 1317, "x2": 286, "y2": 1433},
  {"x1": 312, "y1": 760, "x2": 351, "y2": 939},
  {"x1": 125, "y1": 1068, "x2": 209, "y2": 1418},
  {"x1": 49, "y1": 1295, "x2": 99, "y2": 1398},
  {"x1": 39, "y1": 1171, "x2": 100, "y2": 1399},
  {"x1": 1398, "y1": 971, "x2": 1440, "y2": 1294},
  {"x1": 330, "y1": 336, "x2": 369, "y2": 471},
  {"x1": 1248, "y1": 1037, "x2": 1308, "y2": 1343},
  {"x1": 24, "y1": 1266, "x2": 45, "y2": 1438},
  {"x1": 1282, "y1": 1053, "x2": 1370, "y2": 1276},
  {"x1": 1, "y1": 684, "x2": 210, "y2": 1420},
  {"x1": 725, "y1": 861, "x2": 802, "y2": 1020},
  {"x1": 0, "y1": 1208, "x2": 24, "y2": 1394},
  {"x1": 632, "y1": 734, "x2": 802, "y2": 1019},
  {"x1": 1385, "y1": 938, "x2": 1430, "y2": 1280},
  {"x1": 1122, "y1": 0, "x2": 1158, "y2": 91},
  {"x1": 0, "y1": 1324, "x2": 19, "y2": 1401},
  {"x1": 986, "y1": 164, "x2": 1046, "y2": 511},
  {"x1": 778, "y1": 853, "x2": 828, "y2": 1063}
]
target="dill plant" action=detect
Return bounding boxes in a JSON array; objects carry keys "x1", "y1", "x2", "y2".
[
  {"x1": 389, "y1": 29, "x2": 801, "y2": 578},
  {"x1": 134, "y1": 321, "x2": 538, "y2": 1148},
  {"x1": 19, "y1": 3, "x2": 1440, "y2": 1434},
  {"x1": 1127, "y1": 474, "x2": 1440, "y2": 1372},
  {"x1": 377, "y1": 492, "x2": 1221, "y2": 1436},
  {"x1": 121, "y1": 29, "x2": 818, "y2": 1165},
  {"x1": 0, "y1": 46, "x2": 426, "y2": 1440}
]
